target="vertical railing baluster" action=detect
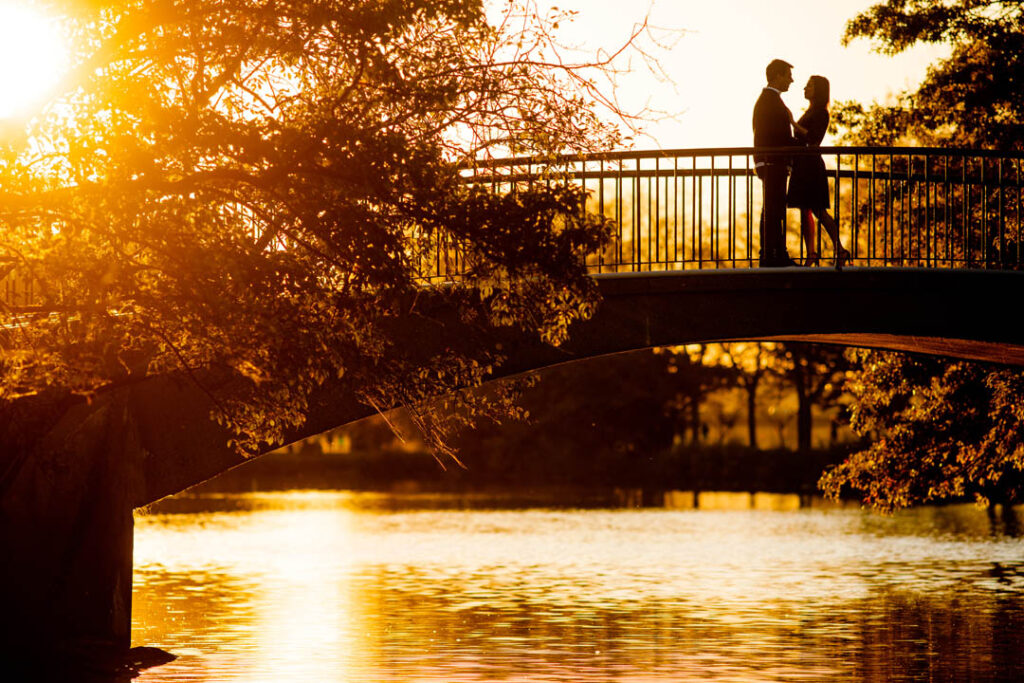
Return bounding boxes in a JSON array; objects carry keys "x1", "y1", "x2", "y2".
[
  {"x1": 667, "y1": 161, "x2": 675, "y2": 268},
  {"x1": 654, "y1": 157, "x2": 660, "y2": 269},
  {"x1": 886, "y1": 152, "x2": 894, "y2": 266},
  {"x1": 697, "y1": 158, "x2": 704, "y2": 269},
  {"x1": 673, "y1": 156, "x2": 679, "y2": 268},
  {"x1": 579, "y1": 161, "x2": 586, "y2": 271},
  {"x1": 852, "y1": 153, "x2": 859, "y2": 265},
  {"x1": 982, "y1": 158, "x2": 989, "y2": 267},
  {"x1": 710, "y1": 155, "x2": 717, "y2": 265},
  {"x1": 944, "y1": 155, "x2": 951, "y2": 266},
  {"x1": 616, "y1": 159, "x2": 623, "y2": 269},
  {"x1": 958, "y1": 157, "x2": 966, "y2": 266},
  {"x1": 691, "y1": 155, "x2": 698, "y2": 266},
  {"x1": 728, "y1": 155, "x2": 735, "y2": 267},
  {"x1": 746, "y1": 154, "x2": 753, "y2": 267},
  {"x1": 632, "y1": 156, "x2": 638, "y2": 271},
  {"x1": 833, "y1": 152, "x2": 840, "y2": 260},
  {"x1": 598, "y1": 159, "x2": 606, "y2": 273},
  {"x1": 924, "y1": 154, "x2": 931, "y2": 267},
  {"x1": 998, "y1": 158, "x2": 1005, "y2": 269},
  {"x1": 1011, "y1": 156, "x2": 1019, "y2": 266},
  {"x1": 869, "y1": 154, "x2": 876, "y2": 265},
  {"x1": 681, "y1": 155, "x2": 687, "y2": 269},
  {"x1": 904, "y1": 153, "x2": 911, "y2": 265}
]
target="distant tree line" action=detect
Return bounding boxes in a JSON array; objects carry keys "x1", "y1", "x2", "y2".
[
  {"x1": 293, "y1": 342, "x2": 852, "y2": 492},
  {"x1": 303, "y1": 337, "x2": 1024, "y2": 512}
]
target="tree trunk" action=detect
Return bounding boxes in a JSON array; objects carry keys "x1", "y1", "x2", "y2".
[
  {"x1": 745, "y1": 375, "x2": 759, "y2": 450},
  {"x1": 690, "y1": 395, "x2": 702, "y2": 445},
  {"x1": 793, "y1": 362, "x2": 812, "y2": 454}
]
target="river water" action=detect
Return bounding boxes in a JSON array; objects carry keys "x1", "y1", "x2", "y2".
[{"x1": 132, "y1": 491, "x2": 1024, "y2": 682}]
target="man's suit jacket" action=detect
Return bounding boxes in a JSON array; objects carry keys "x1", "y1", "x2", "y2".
[{"x1": 752, "y1": 88, "x2": 798, "y2": 167}]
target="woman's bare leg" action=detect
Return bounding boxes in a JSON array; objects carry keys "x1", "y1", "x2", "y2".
[
  {"x1": 800, "y1": 209, "x2": 818, "y2": 265},
  {"x1": 812, "y1": 209, "x2": 850, "y2": 268}
]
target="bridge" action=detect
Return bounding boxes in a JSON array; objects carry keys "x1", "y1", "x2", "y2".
[
  {"x1": 6, "y1": 144, "x2": 1024, "y2": 499},
  {"x1": 3, "y1": 145, "x2": 1024, "y2": 659},
  {"x1": 453, "y1": 145, "x2": 1024, "y2": 273}
]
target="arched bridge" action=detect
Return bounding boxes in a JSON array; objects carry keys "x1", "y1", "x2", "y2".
[
  {"x1": 432, "y1": 145, "x2": 1024, "y2": 366},
  {"x1": 127, "y1": 145, "x2": 1024, "y2": 502},
  {"x1": 5, "y1": 147, "x2": 1024, "y2": 656},
  {"x1": 5, "y1": 146, "x2": 1024, "y2": 505}
]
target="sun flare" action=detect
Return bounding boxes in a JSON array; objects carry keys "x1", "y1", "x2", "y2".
[{"x1": 0, "y1": 3, "x2": 68, "y2": 119}]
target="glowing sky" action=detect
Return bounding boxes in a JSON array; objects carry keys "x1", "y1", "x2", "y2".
[
  {"x1": 0, "y1": 3, "x2": 67, "y2": 120},
  {"x1": 0, "y1": 0, "x2": 949, "y2": 147},
  {"x1": 544, "y1": 0, "x2": 950, "y2": 148}
]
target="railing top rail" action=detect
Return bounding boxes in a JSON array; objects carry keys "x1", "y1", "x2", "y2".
[{"x1": 467, "y1": 146, "x2": 1024, "y2": 169}]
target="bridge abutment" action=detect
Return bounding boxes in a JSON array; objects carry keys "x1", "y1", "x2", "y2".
[{"x1": 0, "y1": 396, "x2": 140, "y2": 672}]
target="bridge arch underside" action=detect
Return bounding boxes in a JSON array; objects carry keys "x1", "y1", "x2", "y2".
[
  {"x1": 136, "y1": 267, "x2": 1024, "y2": 505},
  {"x1": 525, "y1": 268, "x2": 1024, "y2": 371}
]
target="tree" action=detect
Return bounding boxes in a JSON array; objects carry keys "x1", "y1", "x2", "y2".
[
  {"x1": 443, "y1": 350, "x2": 681, "y2": 485},
  {"x1": 834, "y1": 0, "x2": 1024, "y2": 148},
  {"x1": 0, "y1": 1, "x2": 674, "y2": 665},
  {"x1": 820, "y1": 350, "x2": 1024, "y2": 512},
  {"x1": 820, "y1": 1, "x2": 1024, "y2": 511},
  {"x1": 769, "y1": 343, "x2": 850, "y2": 454},
  {"x1": 659, "y1": 345, "x2": 733, "y2": 447},
  {"x1": 709, "y1": 342, "x2": 774, "y2": 449},
  {"x1": 0, "y1": 0, "x2": 653, "y2": 458}
]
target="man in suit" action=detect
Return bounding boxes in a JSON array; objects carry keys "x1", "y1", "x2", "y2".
[{"x1": 753, "y1": 58, "x2": 799, "y2": 267}]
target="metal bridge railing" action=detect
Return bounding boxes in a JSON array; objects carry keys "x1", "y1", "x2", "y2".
[
  {"x1": 4, "y1": 147, "x2": 1023, "y2": 307},
  {"x1": 419, "y1": 146, "x2": 1024, "y2": 280}
]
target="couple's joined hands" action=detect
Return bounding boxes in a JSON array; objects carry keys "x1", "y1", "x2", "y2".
[{"x1": 788, "y1": 109, "x2": 808, "y2": 138}]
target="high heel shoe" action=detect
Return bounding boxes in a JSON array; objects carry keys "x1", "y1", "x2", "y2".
[
  {"x1": 803, "y1": 253, "x2": 820, "y2": 267},
  {"x1": 835, "y1": 248, "x2": 851, "y2": 271}
]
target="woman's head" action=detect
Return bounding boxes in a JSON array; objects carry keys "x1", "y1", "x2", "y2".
[{"x1": 804, "y1": 75, "x2": 830, "y2": 107}]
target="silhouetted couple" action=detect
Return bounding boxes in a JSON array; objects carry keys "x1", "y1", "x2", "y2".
[{"x1": 753, "y1": 59, "x2": 850, "y2": 268}]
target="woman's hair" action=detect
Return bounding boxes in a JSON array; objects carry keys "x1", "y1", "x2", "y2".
[{"x1": 809, "y1": 75, "x2": 830, "y2": 108}]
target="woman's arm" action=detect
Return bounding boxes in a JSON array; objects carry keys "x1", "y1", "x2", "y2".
[{"x1": 789, "y1": 109, "x2": 809, "y2": 139}]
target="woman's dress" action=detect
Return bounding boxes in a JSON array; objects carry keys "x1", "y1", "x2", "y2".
[{"x1": 786, "y1": 106, "x2": 830, "y2": 210}]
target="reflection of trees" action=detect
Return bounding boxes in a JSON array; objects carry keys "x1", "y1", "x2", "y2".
[
  {"x1": 349, "y1": 567, "x2": 1024, "y2": 682},
  {"x1": 131, "y1": 568, "x2": 260, "y2": 677},
  {"x1": 129, "y1": 499, "x2": 1024, "y2": 679}
]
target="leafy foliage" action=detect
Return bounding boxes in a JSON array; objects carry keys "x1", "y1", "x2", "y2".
[
  {"x1": 821, "y1": 2, "x2": 1024, "y2": 511},
  {"x1": 820, "y1": 350, "x2": 1024, "y2": 512},
  {"x1": 834, "y1": 0, "x2": 1024, "y2": 148},
  {"x1": 0, "y1": 0, "x2": 640, "y2": 455}
]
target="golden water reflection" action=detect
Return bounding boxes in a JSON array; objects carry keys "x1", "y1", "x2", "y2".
[{"x1": 133, "y1": 492, "x2": 1024, "y2": 682}]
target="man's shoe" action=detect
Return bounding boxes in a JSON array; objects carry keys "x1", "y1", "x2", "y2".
[{"x1": 759, "y1": 251, "x2": 800, "y2": 268}]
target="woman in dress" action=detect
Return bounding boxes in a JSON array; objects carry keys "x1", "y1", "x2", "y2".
[{"x1": 787, "y1": 75, "x2": 850, "y2": 269}]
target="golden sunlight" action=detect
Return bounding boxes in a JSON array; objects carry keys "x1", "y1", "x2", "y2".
[{"x1": 0, "y1": 3, "x2": 67, "y2": 119}]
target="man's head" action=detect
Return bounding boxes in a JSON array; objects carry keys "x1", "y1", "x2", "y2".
[{"x1": 765, "y1": 59, "x2": 794, "y2": 92}]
